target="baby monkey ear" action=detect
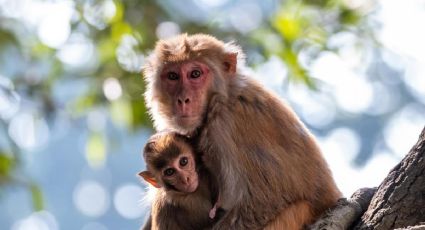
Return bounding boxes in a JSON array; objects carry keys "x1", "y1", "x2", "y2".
[{"x1": 138, "y1": 171, "x2": 161, "y2": 188}]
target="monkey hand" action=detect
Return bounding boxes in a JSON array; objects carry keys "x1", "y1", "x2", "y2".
[{"x1": 209, "y1": 204, "x2": 217, "y2": 219}]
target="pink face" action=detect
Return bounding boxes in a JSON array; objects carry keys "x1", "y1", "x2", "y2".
[
  {"x1": 160, "y1": 61, "x2": 212, "y2": 130},
  {"x1": 161, "y1": 153, "x2": 199, "y2": 193}
]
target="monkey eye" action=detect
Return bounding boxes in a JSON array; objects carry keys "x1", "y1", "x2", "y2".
[
  {"x1": 164, "y1": 168, "x2": 175, "y2": 176},
  {"x1": 190, "y1": 70, "x2": 201, "y2": 78},
  {"x1": 179, "y1": 157, "x2": 188, "y2": 166},
  {"x1": 167, "y1": 72, "x2": 179, "y2": 80}
]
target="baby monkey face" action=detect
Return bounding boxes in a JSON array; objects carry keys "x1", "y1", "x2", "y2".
[
  {"x1": 161, "y1": 151, "x2": 199, "y2": 193},
  {"x1": 140, "y1": 133, "x2": 199, "y2": 194}
]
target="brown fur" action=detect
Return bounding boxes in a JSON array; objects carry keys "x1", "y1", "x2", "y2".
[
  {"x1": 143, "y1": 34, "x2": 342, "y2": 230},
  {"x1": 264, "y1": 201, "x2": 314, "y2": 230},
  {"x1": 140, "y1": 133, "x2": 218, "y2": 230}
]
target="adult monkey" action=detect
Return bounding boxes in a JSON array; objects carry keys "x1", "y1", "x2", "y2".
[{"x1": 143, "y1": 34, "x2": 341, "y2": 229}]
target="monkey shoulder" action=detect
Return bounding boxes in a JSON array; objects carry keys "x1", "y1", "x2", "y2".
[
  {"x1": 153, "y1": 195, "x2": 214, "y2": 230},
  {"x1": 198, "y1": 166, "x2": 219, "y2": 203},
  {"x1": 227, "y1": 78, "x2": 285, "y2": 115}
]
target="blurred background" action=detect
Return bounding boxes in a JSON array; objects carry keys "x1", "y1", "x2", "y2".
[{"x1": 0, "y1": 0, "x2": 424, "y2": 229}]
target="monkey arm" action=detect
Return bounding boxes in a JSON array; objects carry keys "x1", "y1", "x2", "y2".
[
  {"x1": 308, "y1": 187, "x2": 376, "y2": 230},
  {"x1": 199, "y1": 82, "x2": 340, "y2": 230},
  {"x1": 199, "y1": 115, "x2": 246, "y2": 211},
  {"x1": 199, "y1": 114, "x2": 286, "y2": 229},
  {"x1": 209, "y1": 202, "x2": 218, "y2": 219}
]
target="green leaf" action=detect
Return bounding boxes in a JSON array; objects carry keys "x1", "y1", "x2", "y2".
[
  {"x1": 85, "y1": 132, "x2": 106, "y2": 169},
  {"x1": 273, "y1": 12, "x2": 302, "y2": 42},
  {"x1": 109, "y1": 1, "x2": 124, "y2": 24},
  {"x1": 0, "y1": 153, "x2": 15, "y2": 179},
  {"x1": 340, "y1": 7, "x2": 361, "y2": 25},
  {"x1": 110, "y1": 99, "x2": 132, "y2": 128},
  {"x1": 111, "y1": 22, "x2": 132, "y2": 42},
  {"x1": 280, "y1": 49, "x2": 316, "y2": 89},
  {"x1": 30, "y1": 184, "x2": 44, "y2": 211},
  {"x1": 69, "y1": 94, "x2": 98, "y2": 116},
  {"x1": 98, "y1": 39, "x2": 118, "y2": 63},
  {"x1": 0, "y1": 30, "x2": 18, "y2": 46},
  {"x1": 131, "y1": 99, "x2": 152, "y2": 129}
]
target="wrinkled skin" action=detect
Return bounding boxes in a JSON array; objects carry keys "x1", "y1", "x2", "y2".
[{"x1": 159, "y1": 61, "x2": 213, "y2": 132}]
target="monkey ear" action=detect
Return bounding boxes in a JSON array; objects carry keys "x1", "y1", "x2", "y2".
[
  {"x1": 223, "y1": 53, "x2": 237, "y2": 75},
  {"x1": 138, "y1": 171, "x2": 161, "y2": 188}
]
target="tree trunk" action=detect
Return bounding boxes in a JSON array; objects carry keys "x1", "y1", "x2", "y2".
[
  {"x1": 353, "y1": 126, "x2": 425, "y2": 229},
  {"x1": 310, "y1": 126, "x2": 425, "y2": 230}
]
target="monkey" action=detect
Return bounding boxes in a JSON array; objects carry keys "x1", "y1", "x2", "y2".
[
  {"x1": 143, "y1": 33, "x2": 342, "y2": 229},
  {"x1": 139, "y1": 132, "x2": 221, "y2": 230}
]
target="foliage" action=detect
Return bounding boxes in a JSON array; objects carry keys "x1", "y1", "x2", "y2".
[{"x1": 0, "y1": 0, "x2": 375, "y2": 210}]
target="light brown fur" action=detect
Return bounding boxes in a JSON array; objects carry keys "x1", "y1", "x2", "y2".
[
  {"x1": 143, "y1": 34, "x2": 341, "y2": 230},
  {"x1": 140, "y1": 133, "x2": 218, "y2": 230},
  {"x1": 264, "y1": 201, "x2": 314, "y2": 230}
]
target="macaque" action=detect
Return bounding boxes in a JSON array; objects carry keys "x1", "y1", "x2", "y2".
[
  {"x1": 139, "y1": 132, "x2": 220, "y2": 230},
  {"x1": 143, "y1": 34, "x2": 342, "y2": 229}
]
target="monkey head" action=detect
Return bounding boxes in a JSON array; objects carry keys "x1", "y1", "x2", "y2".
[
  {"x1": 143, "y1": 34, "x2": 243, "y2": 134},
  {"x1": 139, "y1": 132, "x2": 199, "y2": 194}
]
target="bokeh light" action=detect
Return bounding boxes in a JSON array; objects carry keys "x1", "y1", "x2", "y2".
[
  {"x1": 0, "y1": 76, "x2": 20, "y2": 120},
  {"x1": 378, "y1": 0, "x2": 425, "y2": 62},
  {"x1": 113, "y1": 183, "x2": 145, "y2": 219},
  {"x1": 8, "y1": 112, "x2": 49, "y2": 150},
  {"x1": 321, "y1": 127, "x2": 361, "y2": 162},
  {"x1": 404, "y1": 63, "x2": 425, "y2": 104},
  {"x1": 1, "y1": 0, "x2": 425, "y2": 228},
  {"x1": 116, "y1": 35, "x2": 144, "y2": 73},
  {"x1": 312, "y1": 52, "x2": 374, "y2": 114},
  {"x1": 287, "y1": 83, "x2": 337, "y2": 128},
  {"x1": 73, "y1": 180, "x2": 110, "y2": 218},
  {"x1": 57, "y1": 34, "x2": 96, "y2": 69},
  {"x1": 81, "y1": 222, "x2": 108, "y2": 230},
  {"x1": 366, "y1": 82, "x2": 398, "y2": 115},
  {"x1": 87, "y1": 109, "x2": 107, "y2": 132},
  {"x1": 83, "y1": 0, "x2": 116, "y2": 30},
  {"x1": 103, "y1": 78, "x2": 122, "y2": 101},
  {"x1": 334, "y1": 75, "x2": 373, "y2": 114},
  {"x1": 156, "y1": 21, "x2": 181, "y2": 39},
  {"x1": 11, "y1": 211, "x2": 59, "y2": 230},
  {"x1": 36, "y1": 1, "x2": 73, "y2": 48},
  {"x1": 194, "y1": 0, "x2": 229, "y2": 8},
  {"x1": 254, "y1": 56, "x2": 287, "y2": 94},
  {"x1": 229, "y1": 3, "x2": 262, "y2": 34},
  {"x1": 384, "y1": 104, "x2": 425, "y2": 158}
]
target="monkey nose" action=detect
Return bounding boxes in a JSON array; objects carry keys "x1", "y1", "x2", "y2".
[
  {"x1": 185, "y1": 176, "x2": 191, "y2": 184},
  {"x1": 177, "y1": 98, "x2": 190, "y2": 105}
]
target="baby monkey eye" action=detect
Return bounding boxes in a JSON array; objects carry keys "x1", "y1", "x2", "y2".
[
  {"x1": 179, "y1": 157, "x2": 188, "y2": 166},
  {"x1": 164, "y1": 168, "x2": 175, "y2": 176},
  {"x1": 190, "y1": 70, "x2": 201, "y2": 78},
  {"x1": 167, "y1": 72, "x2": 179, "y2": 80}
]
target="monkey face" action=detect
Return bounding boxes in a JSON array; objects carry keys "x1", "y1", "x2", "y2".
[
  {"x1": 159, "y1": 61, "x2": 213, "y2": 131},
  {"x1": 160, "y1": 153, "x2": 199, "y2": 193},
  {"x1": 141, "y1": 134, "x2": 200, "y2": 194},
  {"x1": 144, "y1": 34, "x2": 239, "y2": 133}
]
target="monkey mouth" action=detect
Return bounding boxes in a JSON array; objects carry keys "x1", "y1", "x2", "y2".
[
  {"x1": 175, "y1": 115, "x2": 199, "y2": 125},
  {"x1": 184, "y1": 183, "x2": 198, "y2": 193},
  {"x1": 169, "y1": 183, "x2": 198, "y2": 195},
  {"x1": 177, "y1": 113, "x2": 197, "y2": 118}
]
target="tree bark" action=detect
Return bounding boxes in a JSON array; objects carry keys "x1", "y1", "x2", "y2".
[
  {"x1": 309, "y1": 188, "x2": 376, "y2": 230},
  {"x1": 310, "y1": 126, "x2": 425, "y2": 230},
  {"x1": 353, "y1": 126, "x2": 425, "y2": 230}
]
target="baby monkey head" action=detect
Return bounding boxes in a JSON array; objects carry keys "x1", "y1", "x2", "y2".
[{"x1": 139, "y1": 132, "x2": 199, "y2": 194}]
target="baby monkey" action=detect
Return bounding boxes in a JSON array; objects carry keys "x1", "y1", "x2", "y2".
[{"x1": 139, "y1": 132, "x2": 220, "y2": 230}]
